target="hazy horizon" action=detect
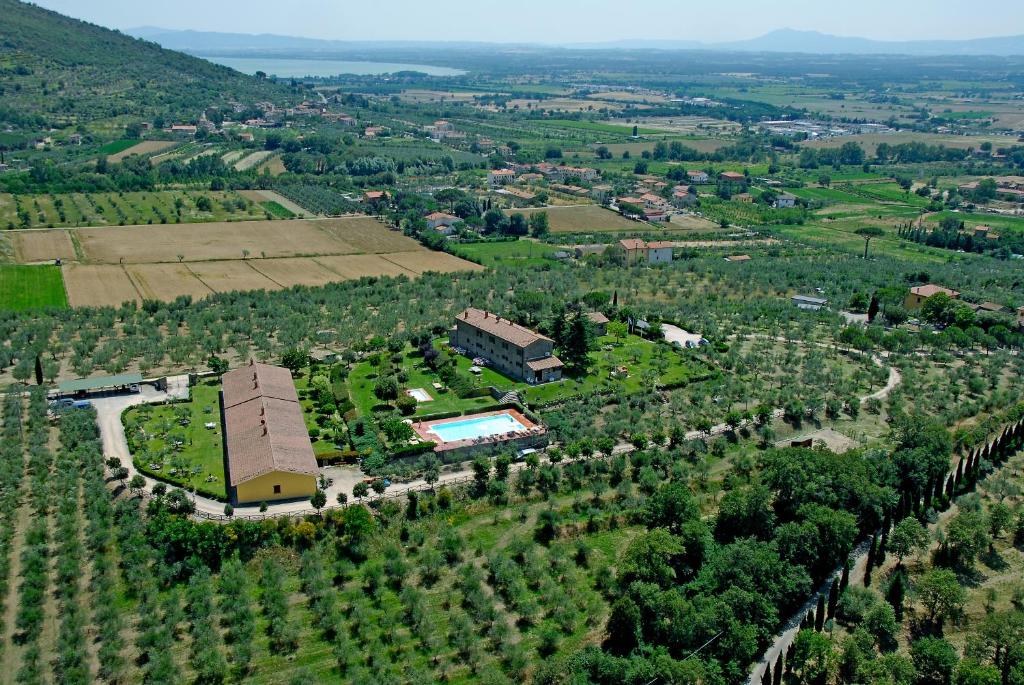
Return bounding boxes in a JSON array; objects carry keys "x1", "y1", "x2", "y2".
[{"x1": 31, "y1": 0, "x2": 1024, "y2": 45}]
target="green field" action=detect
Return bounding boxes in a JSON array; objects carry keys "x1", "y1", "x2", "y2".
[
  {"x1": 96, "y1": 139, "x2": 136, "y2": 155},
  {"x1": 260, "y1": 200, "x2": 295, "y2": 219},
  {"x1": 454, "y1": 240, "x2": 566, "y2": 268},
  {"x1": 122, "y1": 380, "x2": 227, "y2": 499},
  {"x1": 0, "y1": 264, "x2": 67, "y2": 310}
]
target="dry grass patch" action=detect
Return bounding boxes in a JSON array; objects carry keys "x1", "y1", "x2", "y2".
[
  {"x1": 126, "y1": 263, "x2": 213, "y2": 301},
  {"x1": 316, "y1": 217, "x2": 424, "y2": 253},
  {"x1": 247, "y1": 257, "x2": 346, "y2": 288},
  {"x1": 61, "y1": 264, "x2": 140, "y2": 307},
  {"x1": 234, "y1": 150, "x2": 274, "y2": 171},
  {"x1": 507, "y1": 205, "x2": 641, "y2": 233},
  {"x1": 107, "y1": 140, "x2": 175, "y2": 163},
  {"x1": 75, "y1": 219, "x2": 359, "y2": 263},
  {"x1": 378, "y1": 250, "x2": 484, "y2": 274},
  {"x1": 313, "y1": 254, "x2": 417, "y2": 279},
  {"x1": 187, "y1": 261, "x2": 282, "y2": 294},
  {"x1": 11, "y1": 230, "x2": 76, "y2": 262},
  {"x1": 239, "y1": 190, "x2": 309, "y2": 216}
]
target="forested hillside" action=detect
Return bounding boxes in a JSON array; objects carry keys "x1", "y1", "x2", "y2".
[{"x1": 0, "y1": 0, "x2": 289, "y2": 131}]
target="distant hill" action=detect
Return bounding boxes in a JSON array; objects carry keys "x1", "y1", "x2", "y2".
[
  {"x1": 712, "y1": 28, "x2": 1024, "y2": 56},
  {"x1": 131, "y1": 25, "x2": 1024, "y2": 57},
  {"x1": 0, "y1": 0, "x2": 288, "y2": 132}
]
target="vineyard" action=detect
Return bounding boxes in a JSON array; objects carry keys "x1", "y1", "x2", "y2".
[{"x1": 272, "y1": 185, "x2": 361, "y2": 216}]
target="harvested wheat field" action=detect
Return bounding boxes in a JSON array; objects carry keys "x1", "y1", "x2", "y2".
[
  {"x1": 12, "y1": 230, "x2": 77, "y2": 263},
  {"x1": 187, "y1": 261, "x2": 282, "y2": 294},
  {"x1": 75, "y1": 220, "x2": 358, "y2": 263},
  {"x1": 234, "y1": 150, "x2": 274, "y2": 171},
  {"x1": 248, "y1": 257, "x2": 347, "y2": 288},
  {"x1": 313, "y1": 254, "x2": 417, "y2": 279},
  {"x1": 379, "y1": 250, "x2": 485, "y2": 274},
  {"x1": 317, "y1": 217, "x2": 424, "y2": 253},
  {"x1": 507, "y1": 205, "x2": 641, "y2": 233},
  {"x1": 62, "y1": 264, "x2": 140, "y2": 307},
  {"x1": 107, "y1": 140, "x2": 176, "y2": 163},
  {"x1": 126, "y1": 263, "x2": 213, "y2": 301}
]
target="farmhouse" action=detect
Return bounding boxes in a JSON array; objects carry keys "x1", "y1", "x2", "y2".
[
  {"x1": 170, "y1": 124, "x2": 198, "y2": 135},
  {"x1": 222, "y1": 362, "x2": 319, "y2": 504},
  {"x1": 905, "y1": 284, "x2": 960, "y2": 310},
  {"x1": 618, "y1": 238, "x2": 673, "y2": 264},
  {"x1": 363, "y1": 190, "x2": 390, "y2": 203},
  {"x1": 672, "y1": 189, "x2": 698, "y2": 208},
  {"x1": 687, "y1": 170, "x2": 709, "y2": 184},
  {"x1": 449, "y1": 308, "x2": 563, "y2": 384},
  {"x1": 488, "y1": 169, "x2": 516, "y2": 187},
  {"x1": 720, "y1": 171, "x2": 745, "y2": 182}
]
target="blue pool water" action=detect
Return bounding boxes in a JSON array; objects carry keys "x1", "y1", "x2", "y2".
[{"x1": 429, "y1": 413, "x2": 527, "y2": 443}]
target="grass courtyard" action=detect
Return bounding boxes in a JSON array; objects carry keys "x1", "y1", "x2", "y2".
[
  {"x1": 348, "y1": 332, "x2": 707, "y2": 421},
  {"x1": 122, "y1": 379, "x2": 227, "y2": 499}
]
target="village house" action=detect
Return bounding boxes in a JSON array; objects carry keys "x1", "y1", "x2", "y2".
[
  {"x1": 775, "y1": 192, "x2": 797, "y2": 208},
  {"x1": 905, "y1": 284, "x2": 960, "y2": 310},
  {"x1": 363, "y1": 190, "x2": 390, "y2": 203},
  {"x1": 644, "y1": 211, "x2": 670, "y2": 223},
  {"x1": 449, "y1": 308, "x2": 564, "y2": 384},
  {"x1": 546, "y1": 166, "x2": 599, "y2": 183},
  {"x1": 586, "y1": 312, "x2": 610, "y2": 336},
  {"x1": 170, "y1": 124, "x2": 198, "y2": 135},
  {"x1": 238, "y1": 131, "x2": 254, "y2": 143},
  {"x1": 640, "y1": 193, "x2": 667, "y2": 210},
  {"x1": 222, "y1": 362, "x2": 319, "y2": 504},
  {"x1": 720, "y1": 171, "x2": 746, "y2": 183},
  {"x1": 590, "y1": 184, "x2": 614, "y2": 202},
  {"x1": 424, "y1": 212, "x2": 459, "y2": 230},
  {"x1": 618, "y1": 238, "x2": 673, "y2": 264},
  {"x1": 672, "y1": 189, "x2": 698, "y2": 208},
  {"x1": 488, "y1": 169, "x2": 517, "y2": 187},
  {"x1": 687, "y1": 170, "x2": 709, "y2": 184}
]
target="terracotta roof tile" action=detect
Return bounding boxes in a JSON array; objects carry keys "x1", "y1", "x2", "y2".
[{"x1": 456, "y1": 308, "x2": 551, "y2": 348}]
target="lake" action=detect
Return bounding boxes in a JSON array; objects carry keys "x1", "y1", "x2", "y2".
[{"x1": 207, "y1": 56, "x2": 465, "y2": 78}]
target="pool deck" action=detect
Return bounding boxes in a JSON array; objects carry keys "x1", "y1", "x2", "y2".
[{"x1": 412, "y1": 408, "x2": 545, "y2": 453}]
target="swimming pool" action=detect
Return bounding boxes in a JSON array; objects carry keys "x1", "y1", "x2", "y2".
[{"x1": 428, "y1": 413, "x2": 528, "y2": 443}]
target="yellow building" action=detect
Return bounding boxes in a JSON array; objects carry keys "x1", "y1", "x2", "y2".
[
  {"x1": 222, "y1": 362, "x2": 319, "y2": 504},
  {"x1": 904, "y1": 284, "x2": 960, "y2": 311}
]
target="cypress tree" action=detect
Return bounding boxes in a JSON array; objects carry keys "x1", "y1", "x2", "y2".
[
  {"x1": 34, "y1": 355, "x2": 43, "y2": 385},
  {"x1": 864, "y1": 534, "x2": 878, "y2": 587},
  {"x1": 839, "y1": 559, "x2": 850, "y2": 592},
  {"x1": 827, "y1": 580, "x2": 840, "y2": 619},
  {"x1": 762, "y1": 665, "x2": 772, "y2": 685},
  {"x1": 886, "y1": 570, "x2": 907, "y2": 622},
  {"x1": 773, "y1": 656, "x2": 783, "y2": 685},
  {"x1": 814, "y1": 595, "x2": 826, "y2": 631}
]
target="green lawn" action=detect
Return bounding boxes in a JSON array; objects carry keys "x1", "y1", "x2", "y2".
[
  {"x1": 522, "y1": 334, "x2": 701, "y2": 405},
  {"x1": 122, "y1": 380, "x2": 227, "y2": 499},
  {"x1": 453, "y1": 240, "x2": 563, "y2": 268},
  {"x1": 0, "y1": 265, "x2": 68, "y2": 310},
  {"x1": 533, "y1": 119, "x2": 663, "y2": 136},
  {"x1": 349, "y1": 334, "x2": 703, "y2": 418},
  {"x1": 260, "y1": 200, "x2": 295, "y2": 218},
  {"x1": 97, "y1": 139, "x2": 135, "y2": 155}
]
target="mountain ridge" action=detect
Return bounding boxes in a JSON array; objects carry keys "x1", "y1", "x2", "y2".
[{"x1": 127, "y1": 25, "x2": 1024, "y2": 57}]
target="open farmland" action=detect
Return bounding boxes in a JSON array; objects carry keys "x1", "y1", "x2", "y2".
[
  {"x1": 507, "y1": 205, "x2": 643, "y2": 233},
  {"x1": 105, "y1": 139, "x2": 176, "y2": 162},
  {"x1": 17, "y1": 217, "x2": 481, "y2": 306},
  {"x1": 61, "y1": 264, "x2": 141, "y2": 307},
  {"x1": 0, "y1": 264, "x2": 67, "y2": 309},
  {"x1": 234, "y1": 150, "x2": 275, "y2": 171},
  {"x1": 8, "y1": 230, "x2": 76, "y2": 262}
]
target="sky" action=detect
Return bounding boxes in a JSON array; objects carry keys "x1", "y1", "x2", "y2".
[{"x1": 32, "y1": 0, "x2": 1024, "y2": 44}]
